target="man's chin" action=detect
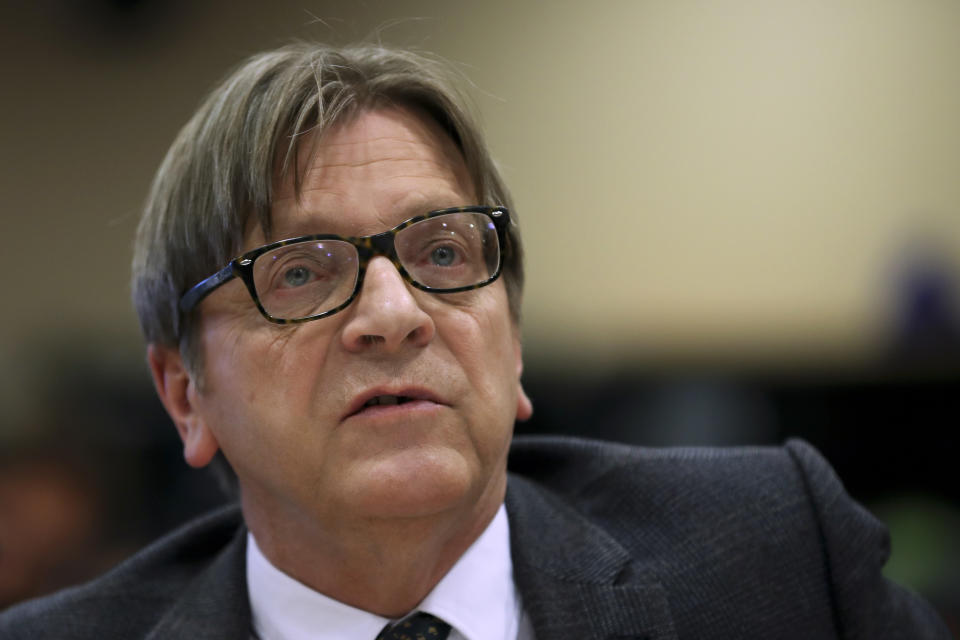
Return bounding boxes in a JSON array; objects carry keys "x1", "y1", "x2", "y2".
[{"x1": 344, "y1": 446, "x2": 486, "y2": 520}]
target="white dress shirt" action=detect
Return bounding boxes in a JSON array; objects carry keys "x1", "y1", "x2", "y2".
[{"x1": 247, "y1": 504, "x2": 535, "y2": 640}]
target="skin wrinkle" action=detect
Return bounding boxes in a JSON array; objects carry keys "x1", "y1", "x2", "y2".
[
  {"x1": 271, "y1": 156, "x2": 471, "y2": 241},
  {"x1": 287, "y1": 115, "x2": 468, "y2": 196},
  {"x1": 299, "y1": 156, "x2": 457, "y2": 174},
  {"x1": 297, "y1": 161, "x2": 453, "y2": 182},
  {"x1": 268, "y1": 189, "x2": 470, "y2": 241}
]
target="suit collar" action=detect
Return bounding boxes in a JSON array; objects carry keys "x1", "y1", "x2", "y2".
[
  {"x1": 142, "y1": 474, "x2": 679, "y2": 640},
  {"x1": 506, "y1": 474, "x2": 677, "y2": 640},
  {"x1": 145, "y1": 524, "x2": 251, "y2": 640}
]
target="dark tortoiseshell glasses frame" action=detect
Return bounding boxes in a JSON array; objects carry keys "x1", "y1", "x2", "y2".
[{"x1": 178, "y1": 206, "x2": 511, "y2": 324}]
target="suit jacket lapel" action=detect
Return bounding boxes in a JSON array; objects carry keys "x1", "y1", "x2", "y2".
[
  {"x1": 506, "y1": 475, "x2": 677, "y2": 640},
  {"x1": 139, "y1": 476, "x2": 678, "y2": 640},
  {"x1": 145, "y1": 525, "x2": 251, "y2": 640}
]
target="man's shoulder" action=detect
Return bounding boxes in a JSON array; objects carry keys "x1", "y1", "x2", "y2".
[
  {"x1": 0, "y1": 503, "x2": 244, "y2": 639},
  {"x1": 505, "y1": 436, "x2": 951, "y2": 638},
  {"x1": 507, "y1": 435, "x2": 835, "y2": 557},
  {"x1": 508, "y1": 433, "x2": 818, "y2": 500}
]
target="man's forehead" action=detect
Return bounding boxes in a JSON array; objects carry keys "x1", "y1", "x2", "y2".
[
  {"x1": 272, "y1": 106, "x2": 471, "y2": 202},
  {"x1": 253, "y1": 106, "x2": 475, "y2": 243}
]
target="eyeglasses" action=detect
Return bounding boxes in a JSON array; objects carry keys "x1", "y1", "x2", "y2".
[{"x1": 179, "y1": 206, "x2": 510, "y2": 324}]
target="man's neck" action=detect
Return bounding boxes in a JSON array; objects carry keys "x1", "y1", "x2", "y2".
[{"x1": 241, "y1": 475, "x2": 506, "y2": 617}]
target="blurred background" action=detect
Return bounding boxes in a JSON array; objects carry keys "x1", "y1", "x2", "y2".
[{"x1": 0, "y1": 0, "x2": 957, "y2": 631}]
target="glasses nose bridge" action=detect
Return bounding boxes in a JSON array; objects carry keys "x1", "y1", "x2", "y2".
[
  {"x1": 355, "y1": 230, "x2": 408, "y2": 283},
  {"x1": 367, "y1": 231, "x2": 396, "y2": 257}
]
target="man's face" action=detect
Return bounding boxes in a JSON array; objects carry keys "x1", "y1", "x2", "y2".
[{"x1": 172, "y1": 106, "x2": 531, "y2": 529}]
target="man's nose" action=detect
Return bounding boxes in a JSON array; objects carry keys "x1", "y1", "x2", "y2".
[{"x1": 341, "y1": 256, "x2": 436, "y2": 353}]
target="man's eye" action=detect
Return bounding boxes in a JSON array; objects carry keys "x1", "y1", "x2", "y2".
[
  {"x1": 282, "y1": 266, "x2": 313, "y2": 287},
  {"x1": 430, "y1": 245, "x2": 458, "y2": 266}
]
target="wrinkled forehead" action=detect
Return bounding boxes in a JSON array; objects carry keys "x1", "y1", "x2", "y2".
[{"x1": 254, "y1": 105, "x2": 476, "y2": 242}]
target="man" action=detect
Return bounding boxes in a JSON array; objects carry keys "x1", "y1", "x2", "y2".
[{"x1": 0, "y1": 42, "x2": 950, "y2": 639}]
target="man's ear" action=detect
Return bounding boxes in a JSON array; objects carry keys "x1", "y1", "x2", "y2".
[
  {"x1": 513, "y1": 335, "x2": 533, "y2": 422},
  {"x1": 147, "y1": 344, "x2": 220, "y2": 468}
]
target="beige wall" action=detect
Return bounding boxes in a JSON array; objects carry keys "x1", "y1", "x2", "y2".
[{"x1": 2, "y1": 0, "x2": 959, "y2": 385}]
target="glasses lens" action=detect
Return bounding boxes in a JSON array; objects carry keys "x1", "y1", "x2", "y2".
[
  {"x1": 395, "y1": 212, "x2": 500, "y2": 290},
  {"x1": 252, "y1": 240, "x2": 359, "y2": 320}
]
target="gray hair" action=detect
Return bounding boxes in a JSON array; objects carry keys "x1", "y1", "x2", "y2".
[{"x1": 132, "y1": 42, "x2": 523, "y2": 376}]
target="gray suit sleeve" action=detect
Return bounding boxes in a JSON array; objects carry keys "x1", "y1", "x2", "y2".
[{"x1": 785, "y1": 439, "x2": 953, "y2": 639}]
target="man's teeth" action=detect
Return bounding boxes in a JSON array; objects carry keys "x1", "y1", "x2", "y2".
[{"x1": 363, "y1": 395, "x2": 412, "y2": 408}]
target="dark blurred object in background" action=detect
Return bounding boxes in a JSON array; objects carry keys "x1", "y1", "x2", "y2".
[
  {"x1": 38, "y1": 0, "x2": 186, "y2": 49},
  {"x1": 887, "y1": 236, "x2": 960, "y2": 367},
  {"x1": 0, "y1": 341, "x2": 226, "y2": 610},
  {"x1": 0, "y1": 450, "x2": 100, "y2": 608}
]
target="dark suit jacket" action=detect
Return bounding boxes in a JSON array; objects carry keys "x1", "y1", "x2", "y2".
[{"x1": 0, "y1": 437, "x2": 951, "y2": 639}]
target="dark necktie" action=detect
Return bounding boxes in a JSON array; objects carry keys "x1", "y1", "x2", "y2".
[{"x1": 375, "y1": 611, "x2": 452, "y2": 640}]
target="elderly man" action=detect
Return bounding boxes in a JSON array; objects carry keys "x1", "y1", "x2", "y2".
[{"x1": 0, "y1": 43, "x2": 950, "y2": 639}]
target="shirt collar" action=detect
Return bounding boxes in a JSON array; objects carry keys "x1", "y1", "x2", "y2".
[
  {"x1": 247, "y1": 534, "x2": 389, "y2": 640},
  {"x1": 246, "y1": 504, "x2": 520, "y2": 640},
  {"x1": 419, "y1": 505, "x2": 521, "y2": 640}
]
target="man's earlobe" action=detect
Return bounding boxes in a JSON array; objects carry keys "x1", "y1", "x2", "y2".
[
  {"x1": 516, "y1": 384, "x2": 533, "y2": 422},
  {"x1": 514, "y1": 336, "x2": 533, "y2": 422},
  {"x1": 146, "y1": 344, "x2": 220, "y2": 468}
]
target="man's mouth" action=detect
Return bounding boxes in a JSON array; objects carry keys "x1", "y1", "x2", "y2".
[
  {"x1": 344, "y1": 388, "x2": 445, "y2": 420},
  {"x1": 362, "y1": 395, "x2": 415, "y2": 408}
]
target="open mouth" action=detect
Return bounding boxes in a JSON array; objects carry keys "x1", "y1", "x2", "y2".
[{"x1": 344, "y1": 389, "x2": 444, "y2": 421}]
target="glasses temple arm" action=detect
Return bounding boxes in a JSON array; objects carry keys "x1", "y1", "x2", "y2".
[{"x1": 179, "y1": 263, "x2": 237, "y2": 313}]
